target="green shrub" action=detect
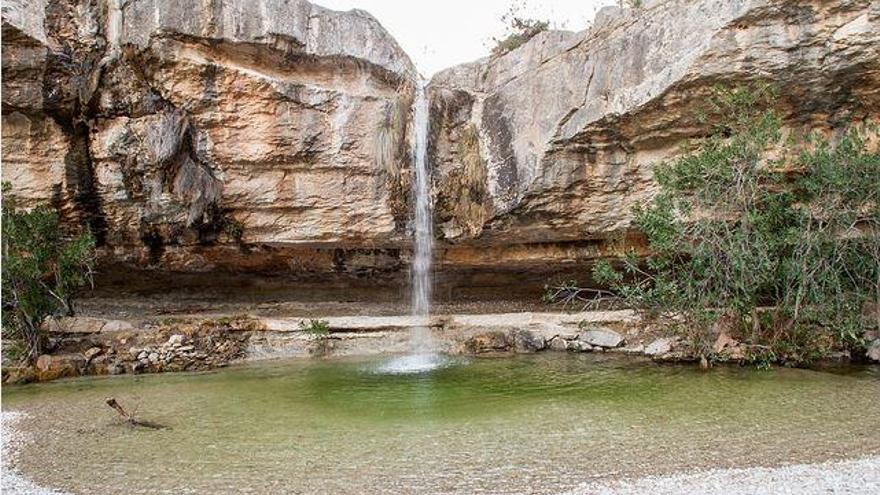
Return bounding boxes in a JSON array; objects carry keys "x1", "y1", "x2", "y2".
[
  {"x1": 300, "y1": 319, "x2": 331, "y2": 356},
  {"x1": 2, "y1": 183, "x2": 97, "y2": 362},
  {"x1": 490, "y1": 2, "x2": 550, "y2": 57},
  {"x1": 582, "y1": 85, "x2": 879, "y2": 366}
]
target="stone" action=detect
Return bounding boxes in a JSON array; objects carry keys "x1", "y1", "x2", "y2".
[
  {"x1": 44, "y1": 317, "x2": 105, "y2": 334},
  {"x1": 34, "y1": 354, "x2": 86, "y2": 381},
  {"x1": 148, "y1": 352, "x2": 160, "y2": 364},
  {"x1": 645, "y1": 338, "x2": 675, "y2": 357},
  {"x1": 568, "y1": 341, "x2": 594, "y2": 353},
  {"x1": 83, "y1": 347, "x2": 103, "y2": 362},
  {"x1": 463, "y1": 331, "x2": 511, "y2": 354},
  {"x1": 578, "y1": 328, "x2": 624, "y2": 349},
  {"x1": 511, "y1": 330, "x2": 546, "y2": 353},
  {"x1": 129, "y1": 347, "x2": 141, "y2": 358},
  {"x1": 867, "y1": 340, "x2": 880, "y2": 363},
  {"x1": 167, "y1": 334, "x2": 186, "y2": 346},
  {"x1": 548, "y1": 336, "x2": 568, "y2": 352},
  {"x1": 3, "y1": 366, "x2": 36, "y2": 385},
  {"x1": 712, "y1": 330, "x2": 738, "y2": 354},
  {"x1": 102, "y1": 320, "x2": 135, "y2": 332},
  {"x1": 137, "y1": 350, "x2": 148, "y2": 360}
]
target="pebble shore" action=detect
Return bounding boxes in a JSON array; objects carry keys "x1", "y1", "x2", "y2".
[
  {"x1": 3, "y1": 410, "x2": 878, "y2": 494},
  {"x1": 566, "y1": 456, "x2": 880, "y2": 495}
]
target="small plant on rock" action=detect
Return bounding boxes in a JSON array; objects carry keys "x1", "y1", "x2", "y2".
[
  {"x1": 490, "y1": 1, "x2": 550, "y2": 57},
  {"x1": 300, "y1": 319, "x2": 332, "y2": 356}
]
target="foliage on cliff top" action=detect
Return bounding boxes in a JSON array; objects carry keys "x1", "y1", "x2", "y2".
[
  {"x1": 490, "y1": 1, "x2": 550, "y2": 57},
  {"x1": 559, "y1": 85, "x2": 880, "y2": 366},
  {"x1": 2, "y1": 183, "x2": 97, "y2": 362}
]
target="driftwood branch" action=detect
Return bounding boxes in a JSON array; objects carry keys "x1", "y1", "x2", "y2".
[{"x1": 104, "y1": 397, "x2": 167, "y2": 430}]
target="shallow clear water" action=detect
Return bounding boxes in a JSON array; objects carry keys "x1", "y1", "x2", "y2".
[{"x1": 3, "y1": 354, "x2": 879, "y2": 494}]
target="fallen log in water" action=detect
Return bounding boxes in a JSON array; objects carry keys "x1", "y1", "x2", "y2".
[{"x1": 105, "y1": 397, "x2": 167, "y2": 430}]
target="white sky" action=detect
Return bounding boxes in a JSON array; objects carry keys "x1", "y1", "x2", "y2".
[{"x1": 314, "y1": 0, "x2": 616, "y2": 76}]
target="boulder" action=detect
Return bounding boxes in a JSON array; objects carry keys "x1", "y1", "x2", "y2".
[
  {"x1": 511, "y1": 330, "x2": 546, "y2": 353},
  {"x1": 463, "y1": 331, "x2": 511, "y2": 354},
  {"x1": 645, "y1": 338, "x2": 675, "y2": 357},
  {"x1": 578, "y1": 328, "x2": 624, "y2": 349},
  {"x1": 567, "y1": 340, "x2": 594, "y2": 353},
  {"x1": 867, "y1": 340, "x2": 880, "y2": 363},
  {"x1": 548, "y1": 336, "x2": 568, "y2": 352},
  {"x1": 34, "y1": 354, "x2": 86, "y2": 381},
  {"x1": 102, "y1": 320, "x2": 135, "y2": 332}
]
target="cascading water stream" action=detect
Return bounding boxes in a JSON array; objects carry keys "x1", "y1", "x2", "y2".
[
  {"x1": 410, "y1": 79, "x2": 433, "y2": 354},
  {"x1": 378, "y1": 78, "x2": 446, "y2": 374}
]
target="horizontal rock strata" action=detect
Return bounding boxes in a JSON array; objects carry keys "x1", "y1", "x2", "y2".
[{"x1": 2, "y1": 0, "x2": 878, "y2": 279}]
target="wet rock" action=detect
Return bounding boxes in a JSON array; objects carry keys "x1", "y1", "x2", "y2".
[
  {"x1": 34, "y1": 354, "x2": 86, "y2": 381},
  {"x1": 568, "y1": 341, "x2": 594, "y2": 353},
  {"x1": 463, "y1": 331, "x2": 511, "y2": 354},
  {"x1": 645, "y1": 338, "x2": 675, "y2": 357},
  {"x1": 578, "y1": 328, "x2": 624, "y2": 348},
  {"x1": 548, "y1": 336, "x2": 568, "y2": 352},
  {"x1": 867, "y1": 340, "x2": 880, "y2": 363},
  {"x1": 2, "y1": 366, "x2": 36, "y2": 385},
  {"x1": 511, "y1": 330, "x2": 546, "y2": 353}
]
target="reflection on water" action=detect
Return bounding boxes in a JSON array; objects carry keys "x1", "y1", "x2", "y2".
[{"x1": 3, "y1": 354, "x2": 879, "y2": 494}]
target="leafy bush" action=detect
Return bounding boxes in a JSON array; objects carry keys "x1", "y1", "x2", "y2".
[
  {"x1": 490, "y1": 2, "x2": 550, "y2": 57},
  {"x1": 2, "y1": 183, "x2": 97, "y2": 362},
  {"x1": 300, "y1": 319, "x2": 331, "y2": 356},
  {"x1": 581, "y1": 85, "x2": 879, "y2": 366}
]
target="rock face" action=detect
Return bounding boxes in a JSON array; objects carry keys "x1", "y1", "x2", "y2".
[
  {"x1": 2, "y1": 0, "x2": 878, "y2": 281},
  {"x1": 428, "y1": 0, "x2": 879, "y2": 258},
  {"x1": 3, "y1": 0, "x2": 416, "y2": 272}
]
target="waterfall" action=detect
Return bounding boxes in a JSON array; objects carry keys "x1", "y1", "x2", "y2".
[
  {"x1": 377, "y1": 78, "x2": 444, "y2": 374},
  {"x1": 410, "y1": 79, "x2": 433, "y2": 353}
]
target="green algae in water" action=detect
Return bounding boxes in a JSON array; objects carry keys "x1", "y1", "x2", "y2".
[{"x1": 3, "y1": 354, "x2": 879, "y2": 494}]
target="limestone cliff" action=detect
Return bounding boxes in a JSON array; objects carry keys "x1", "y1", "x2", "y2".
[
  {"x1": 2, "y1": 0, "x2": 878, "y2": 280},
  {"x1": 3, "y1": 0, "x2": 417, "y2": 273},
  {"x1": 429, "y1": 0, "x2": 879, "y2": 258}
]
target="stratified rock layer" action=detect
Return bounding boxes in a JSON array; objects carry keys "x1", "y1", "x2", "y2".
[
  {"x1": 2, "y1": 0, "x2": 878, "y2": 279},
  {"x1": 3, "y1": 0, "x2": 416, "y2": 272},
  {"x1": 429, "y1": 0, "x2": 879, "y2": 253}
]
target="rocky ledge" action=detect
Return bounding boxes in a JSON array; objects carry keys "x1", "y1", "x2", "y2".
[
  {"x1": 5, "y1": 311, "x2": 877, "y2": 384},
  {"x1": 3, "y1": 0, "x2": 877, "y2": 279}
]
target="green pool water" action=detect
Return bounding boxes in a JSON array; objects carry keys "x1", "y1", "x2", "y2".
[{"x1": 3, "y1": 354, "x2": 879, "y2": 494}]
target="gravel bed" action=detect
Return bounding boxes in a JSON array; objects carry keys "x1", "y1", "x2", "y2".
[
  {"x1": 2, "y1": 411, "x2": 68, "y2": 495},
  {"x1": 564, "y1": 456, "x2": 880, "y2": 495}
]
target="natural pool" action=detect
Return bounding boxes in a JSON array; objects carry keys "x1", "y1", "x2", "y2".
[{"x1": 3, "y1": 354, "x2": 879, "y2": 494}]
